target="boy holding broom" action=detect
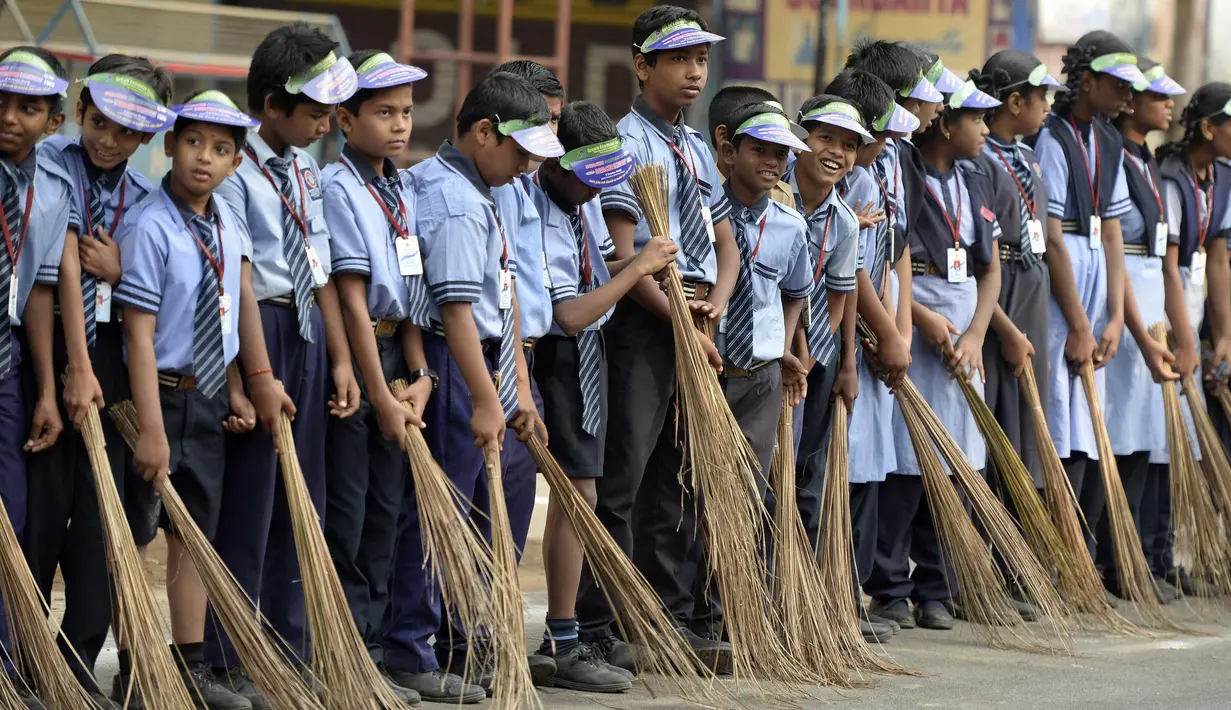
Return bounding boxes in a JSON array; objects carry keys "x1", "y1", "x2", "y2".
[
  {"x1": 527, "y1": 99, "x2": 678, "y2": 692},
  {"x1": 380, "y1": 71, "x2": 560, "y2": 704},
  {"x1": 0, "y1": 46, "x2": 75, "y2": 707},
  {"x1": 205, "y1": 23, "x2": 359, "y2": 703},
  {"x1": 577, "y1": 4, "x2": 736, "y2": 671},
  {"x1": 113, "y1": 90, "x2": 260, "y2": 708},
  {"x1": 320, "y1": 50, "x2": 431, "y2": 705}
]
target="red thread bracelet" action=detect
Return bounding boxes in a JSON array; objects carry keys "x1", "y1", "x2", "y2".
[{"x1": 247, "y1": 368, "x2": 273, "y2": 378}]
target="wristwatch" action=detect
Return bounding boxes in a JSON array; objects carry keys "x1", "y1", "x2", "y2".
[{"x1": 408, "y1": 367, "x2": 439, "y2": 391}]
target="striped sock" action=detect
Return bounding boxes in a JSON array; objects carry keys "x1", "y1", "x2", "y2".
[{"x1": 541, "y1": 616, "x2": 579, "y2": 656}]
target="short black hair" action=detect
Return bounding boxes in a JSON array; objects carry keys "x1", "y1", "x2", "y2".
[
  {"x1": 0, "y1": 46, "x2": 67, "y2": 113},
  {"x1": 558, "y1": 101, "x2": 619, "y2": 153},
  {"x1": 489, "y1": 60, "x2": 564, "y2": 99},
  {"x1": 727, "y1": 100, "x2": 790, "y2": 149},
  {"x1": 798, "y1": 93, "x2": 861, "y2": 129},
  {"x1": 173, "y1": 90, "x2": 247, "y2": 149},
  {"x1": 456, "y1": 71, "x2": 549, "y2": 139},
  {"x1": 709, "y1": 85, "x2": 777, "y2": 146},
  {"x1": 898, "y1": 41, "x2": 938, "y2": 70},
  {"x1": 246, "y1": 22, "x2": 339, "y2": 114},
  {"x1": 844, "y1": 38, "x2": 924, "y2": 96},
  {"x1": 824, "y1": 69, "x2": 893, "y2": 129},
  {"x1": 83, "y1": 54, "x2": 173, "y2": 108},
  {"x1": 340, "y1": 49, "x2": 407, "y2": 116},
  {"x1": 631, "y1": 5, "x2": 706, "y2": 65}
]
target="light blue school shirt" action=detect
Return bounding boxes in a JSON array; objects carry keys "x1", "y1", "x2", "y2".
[
  {"x1": 1036, "y1": 124, "x2": 1133, "y2": 226},
  {"x1": 844, "y1": 167, "x2": 880, "y2": 272},
  {"x1": 322, "y1": 144, "x2": 430, "y2": 326},
  {"x1": 2, "y1": 148, "x2": 73, "y2": 324},
  {"x1": 495, "y1": 178, "x2": 552, "y2": 340},
  {"x1": 599, "y1": 96, "x2": 732, "y2": 284},
  {"x1": 38, "y1": 134, "x2": 153, "y2": 240},
  {"x1": 522, "y1": 171, "x2": 615, "y2": 336},
  {"x1": 924, "y1": 168, "x2": 1004, "y2": 249},
  {"x1": 720, "y1": 190, "x2": 811, "y2": 363},
  {"x1": 113, "y1": 182, "x2": 251, "y2": 374},
  {"x1": 216, "y1": 132, "x2": 331, "y2": 302},
  {"x1": 410, "y1": 141, "x2": 516, "y2": 341},
  {"x1": 880, "y1": 139, "x2": 907, "y2": 237},
  {"x1": 787, "y1": 175, "x2": 859, "y2": 294}
]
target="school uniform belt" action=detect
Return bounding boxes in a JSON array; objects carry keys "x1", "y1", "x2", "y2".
[
  {"x1": 1122, "y1": 243, "x2": 1155, "y2": 257},
  {"x1": 722, "y1": 359, "x2": 775, "y2": 377},
  {"x1": 261, "y1": 293, "x2": 315, "y2": 309},
  {"x1": 680, "y1": 281, "x2": 711, "y2": 301},
  {"x1": 157, "y1": 372, "x2": 197, "y2": 390},
  {"x1": 1060, "y1": 220, "x2": 1081, "y2": 234},
  {"x1": 522, "y1": 338, "x2": 537, "y2": 352},
  {"x1": 52, "y1": 304, "x2": 124, "y2": 322},
  {"x1": 910, "y1": 261, "x2": 943, "y2": 276},
  {"x1": 999, "y1": 243, "x2": 1046, "y2": 263},
  {"x1": 371, "y1": 318, "x2": 399, "y2": 337}
]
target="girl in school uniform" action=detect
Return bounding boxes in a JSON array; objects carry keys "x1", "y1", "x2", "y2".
[
  {"x1": 1032, "y1": 31, "x2": 1145, "y2": 558},
  {"x1": 1154, "y1": 82, "x2": 1231, "y2": 593},
  {"x1": 1102, "y1": 58, "x2": 1187, "y2": 600},
  {"x1": 865, "y1": 80, "x2": 1003, "y2": 630}
]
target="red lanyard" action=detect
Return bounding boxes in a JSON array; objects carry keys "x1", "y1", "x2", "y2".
[
  {"x1": 341, "y1": 156, "x2": 410, "y2": 239},
  {"x1": 1067, "y1": 118, "x2": 1101, "y2": 212},
  {"x1": 179, "y1": 212, "x2": 226, "y2": 296},
  {"x1": 812, "y1": 210, "x2": 833, "y2": 284},
  {"x1": 1122, "y1": 149, "x2": 1164, "y2": 224},
  {"x1": 990, "y1": 144, "x2": 1036, "y2": 218},
  {"x1": 745, "y1": 213, "x2": 767, "y2": 263},
  {"x1": 576, "y1": 210, "x2": 594, "y2": 285},
  {"x1": 925, "y1": 177, "x2": 963, "y2": 248},
  {"x1": 244, "y1": 147, "x2": 310, "y2": 240},
  {"x1": 659, "y1": 133, "x2": 707, "y2": 212},
  {"x1": 493, "y1": 213, "x2": 509, "y2": 270},
  {"x1": 81, "y1": 178, "x2": 127, "y2": 237},
  {"x1": 1190, "y1": 165, "x2": 1214, "y2": 249},
  {"x1": 0, "y1": 182, "x2": 34, "y2": 267}
]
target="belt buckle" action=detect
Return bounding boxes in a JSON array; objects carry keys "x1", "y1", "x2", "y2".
[
  {"x1": 373, "y1": 319, "x2": 398, "y2": 337},
  {"x1": 493, "y1": 370, "x2": 501, "y2": 391}
]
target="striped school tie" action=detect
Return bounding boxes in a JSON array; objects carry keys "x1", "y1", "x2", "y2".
[
  {"x1": 870, "y1": 162, "x2": 890, "y2": 291},
  {"x1": 81, "y1": 178, "x2": 105, "y2": 348},
  {"x1": 806, "y1": 206, "x2": 837, "y2": 366},
  {"x1": 373, "y1": 175, "x2": 431, "y2": 326},
  {"x1": 569, "y1": 210, "x2": 601, "y2": 435},
  {"x1": 191, "y1": 217, "x2": 226, "y2": 398},
  {"x1": 0, "y1": 171, "x2": 21, "y2": 381},
  {"x1": 673, "y1": 125, "x2": 711, "y2": 272},
  {"x1": 497, "y1": 305, "x2": 518, "y2": 421},
  {"x1": 725, "y1": 208, "x2": 755, "y2": 370},
  {"x1": 992, "y1": 139, "x2": 1038, "y2": 269},
  {"x1": 266, "y1": 158, "x2": 316, "y2": 342}
]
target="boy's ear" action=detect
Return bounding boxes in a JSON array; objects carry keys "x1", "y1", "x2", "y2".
[
  {"x1": 75, "y1": 99, "x2": 85, "y2": 126},
  {"x1": 228, "y1": 152, "x2": 243, "y2": 177},
  {"x1": 336, "y1": 106, "x2": 356, "y2": 136},
  {"x1": 474, "y1": 118, "x2": 496, "y2": 147},
  {"x1": 262, "y1": 93, "x2": 284, "y2": 121},
  {"x1": 163, "y1": 131, "x2": 175, "y2": 158},
  {"x1": 44, "y1": 112, "x2": 65, "y2": 137},
  {"x1": 719, "y1": 138, "x2": 737, "y2": 167},
  {"x1": 633, "y1": 53, "x2": 653, "y2": 84}
]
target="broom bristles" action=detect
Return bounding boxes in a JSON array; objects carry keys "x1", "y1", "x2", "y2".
[
  {"x1": 82, "y1": 403, "x2": 197, "y2": 708},
  {"x1": 1184, "y1": 376, "x2": 1231, "y2": 568},
  {"x1": 274, "y1": 410, "x2": 412, "y2": 709},
  {"x1": 109, "y1": 402, "x2": 325, "y2": 709},
  {"x1": 0, "y1": 668, "x2": 24, "y2": 710},
  {"x1": 1079, "y1": 362, "x2": 1187, "y2": 632},
  {"x1": 480, "y1": 445, "x2": 541, "y2": 710},
  {"x1": 524, "y1": 435, "x2": 728, "y2": 705},
  {"x1": 631, "y1": 163, "x2": 812, "y2": 690},
  {"x1": 1018, "y1": 363, "x2": 1142, "y2": 635}
]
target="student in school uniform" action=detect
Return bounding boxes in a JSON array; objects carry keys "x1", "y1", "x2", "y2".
[
  {"x1": 865, "y1": 80, "x2": 1004, "y2": 631},
  {"x1": 1033, "y1": 32, "x2": 1144, "y2": 562},
  {"x1": 0, "y1": 47, "x2": 74, "y2": 708},
  {"x1": 709, "y1": 86, "x2": 795, "y2": 205},
  {"x1": 528, "y1": 100, "x2": 678, "y2": 692},
  {"x1": 824, "y1": 67, "x2": 921, "y2": 637},
  {"x1": 576, "y1": 4, "x2": 736, "y2": 671},
  {"x1": 1155, "y1": 82, "x2": 1231, "y2": 594},
  {"x1": 320, "y1": 50, "x2": 432, "y2": 706},
  {"x1": 204, "y1": 24, "x2": 360, "y2": 701},
  {"x1": 23, "y1": 53, "x2": 174, "y2": 704},
  {"x1": 1101, "y1": 58, "x2": 1187, "y2": 602},
  {"x1": 380, "y1": 71, "x2": 561, "y2": 704},
  {"x1": 113, "y1": 90, "x2": 259, "y2": 709}
]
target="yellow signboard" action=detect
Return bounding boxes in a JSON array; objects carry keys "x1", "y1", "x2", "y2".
[
  {"x1": 301, "y1": 0, "x2": 661, "y2": 26},
  {"x1": 764, "y1": 0, "x2": 991, "y2": 83}
]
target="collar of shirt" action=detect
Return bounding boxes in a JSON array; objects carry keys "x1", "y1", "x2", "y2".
[
  {"x1": 722, "y1": 181, "x2": 770, "y2": 222},
  {"x1": 538, "y1": 170, "x2": 579, "y2": 218},
  {"x1": 72, "y1": 137, "x2": 127, "y2": 186},
  {"x1": 341, "y1": 142, "x2": 398, "y2": 185},
  {"x1": 161, "y1": 173, "x2": 221, "y2": 226},
  {"x1": 986, "y1": 133, "x2": 1019, "y2": 157},
  {"x1": 1, "y1": 147, "x2": 37, "y2": 187},
  {"x1": 631, "y1": 95, "x2": 682, "y2": 141},
  {"x1": 245, "y1": 131, "x2": 296, "y2": 167},
  {"x1": 924, "y1": 162, "x2": 958, "y2": 181},
  {"x1": 787, "y1": 171, "x2": 841, "y2": 221},
  {"x1": 1123, "y1": 137, "x2": 1153, "y2": 164},
  {"x1": 435, "y1": 140, "x2": 495, "y2": 204}
]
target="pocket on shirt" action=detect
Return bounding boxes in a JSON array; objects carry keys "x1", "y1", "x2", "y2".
[{"x1": 751, "y1": 261, "x2": 780, "y2": 281}]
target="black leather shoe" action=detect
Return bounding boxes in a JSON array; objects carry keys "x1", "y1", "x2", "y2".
[
  {"x1": 588, "y1": 634, "x2": 638, "y2": 674},
  {"x1": 860, "y1": 618, "x2": 894, "y2": 643},
  {"x1": 218, "y1": 666, "x2": 271, "y2": 710},
  {"x1": 681, "y1": 627, "x2": 732, "y2": 676},
  {"x1": 1154, "y1": 578, "x2": 1178, "y2": 603},
  {"x1": 181, "y1": 662, "x2": 252, "y2": 709},
  {"x1": 110, "y1": 674, "x2": 144, "y2": 709},
  {"x1": 914, "y1": 601, "x2": 955, "y2": 630},
  {"x1": 1013, "y1": 597, "x2": 1039, "y2": 622},
  {"x1": 862, "y1": 608, "x2": 900, "y2": 633},
  {"x1": 550, "y1": 645, "x2": 632, "y2": 693},
  {"x1": 385, "y1": 669, "x2": 485, "y2": 705},
  {"x1": 1166, "y1": 568, "x2": 1199, "y2": 596},
  {"x1": 527, "y1": 653, "x2": 557, "y2": 687},
  {"x1": 869, "y1": 598, "x2": 915, "y2": 629}
]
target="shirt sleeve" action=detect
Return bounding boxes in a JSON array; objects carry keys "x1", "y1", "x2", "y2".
[
  {"x1": 544, "y1": 214, "x2": 581, "y2": 304},
  {"x1": 214, "y1": 174, "x2": 247, "y2": 216},
  {"x1": 1164, "y1": 179, "x2": 1183, "y2": 243},
  {"x1": 697, "y1": 141, "x2": 732, "y2": 225},
  {"x1": 113, "y1": 218, "x2": 167, "y2": 315},
  {"x1": 825, "y1": 210, "x2": 859, "y2": 294},
  {"x1": 1217, "y1": 186, "x2": 1231, "y2": 240},
  {"x1": 423, "y1": 190, "x2": 490, "y2": 305},
  {"x1": 1035, "y1": 130, "x2": 1070, "y2": 220},
  {"x1": 36, "y1": 199, "x2": 70, "y2": 286},
  {"x1": 323, "y1": 180, "x2": 370, "y2": 276},
  {"x1": 781, "y1": 224, "x2": 812, "y2": 300},
  {"x1": 1103, "y1": 152, "x2": 1133, "y2": 220}
]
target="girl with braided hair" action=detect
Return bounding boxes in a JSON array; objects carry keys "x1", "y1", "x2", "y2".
[
  {"x1": 1101, "y1": 59, "x2": 1189, "y2": 601},
  {"x1": 1154, "y1": 82, "x2": 1231, "y2": 593},
  {"x1": 1032, "y1": 31, "x2": 1146, "y2": 562}
]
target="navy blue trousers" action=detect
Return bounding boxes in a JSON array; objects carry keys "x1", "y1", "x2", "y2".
[
  {"x1": 205, "y1": 303, "x2": 328, "y2": 668},
  {"x1": 0, "y1": 334, "x2": 28, "y2": 669},
  {"x1": 864, "y1": 473, "x2": 954, "y2": 604}
]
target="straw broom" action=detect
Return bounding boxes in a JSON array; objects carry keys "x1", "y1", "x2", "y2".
[
  {"x1": 480, "y1": 444, "x2": 540, "y2": 710},
  {"x1": 387, "y1": 379, "x2": 495, "y2": 657},
  {"x1": 1079, "y1": 363, "x2": 1184, "y2": 631},
  {"x1": 523, "y1": 435, "x2": 726, "y2": 704},
  {"x1": 274, "y1": 411, "x2": 413, "y2": 709},
  {"x1": 1018, "y1": 362, "x2": 1140, "y2": 634},
  {"x1": 0, "y1": 670, "x2": 23, "y2": 710},
  {"x1": 629, "y1": 164, "x2": 812, "y2": 688},
  {"x1": 80, "y1": 403, "x2": 197, "y2": 708},
  {"x1": 109, "y1": 401, "x2": 326, "y2": 709},
  {"x1": 1219, "y1": 389, "x2": 1231, "y2": 429},
  {"x1": 1184, "y1": 376, "x2": 1231, "y2": 545},
  {"x1": 1150, "y1": 325, "x2": 1231, "y2": 599},
  {"x1": 811, "y1": 401, "x2": 916, "y2": 677}
]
